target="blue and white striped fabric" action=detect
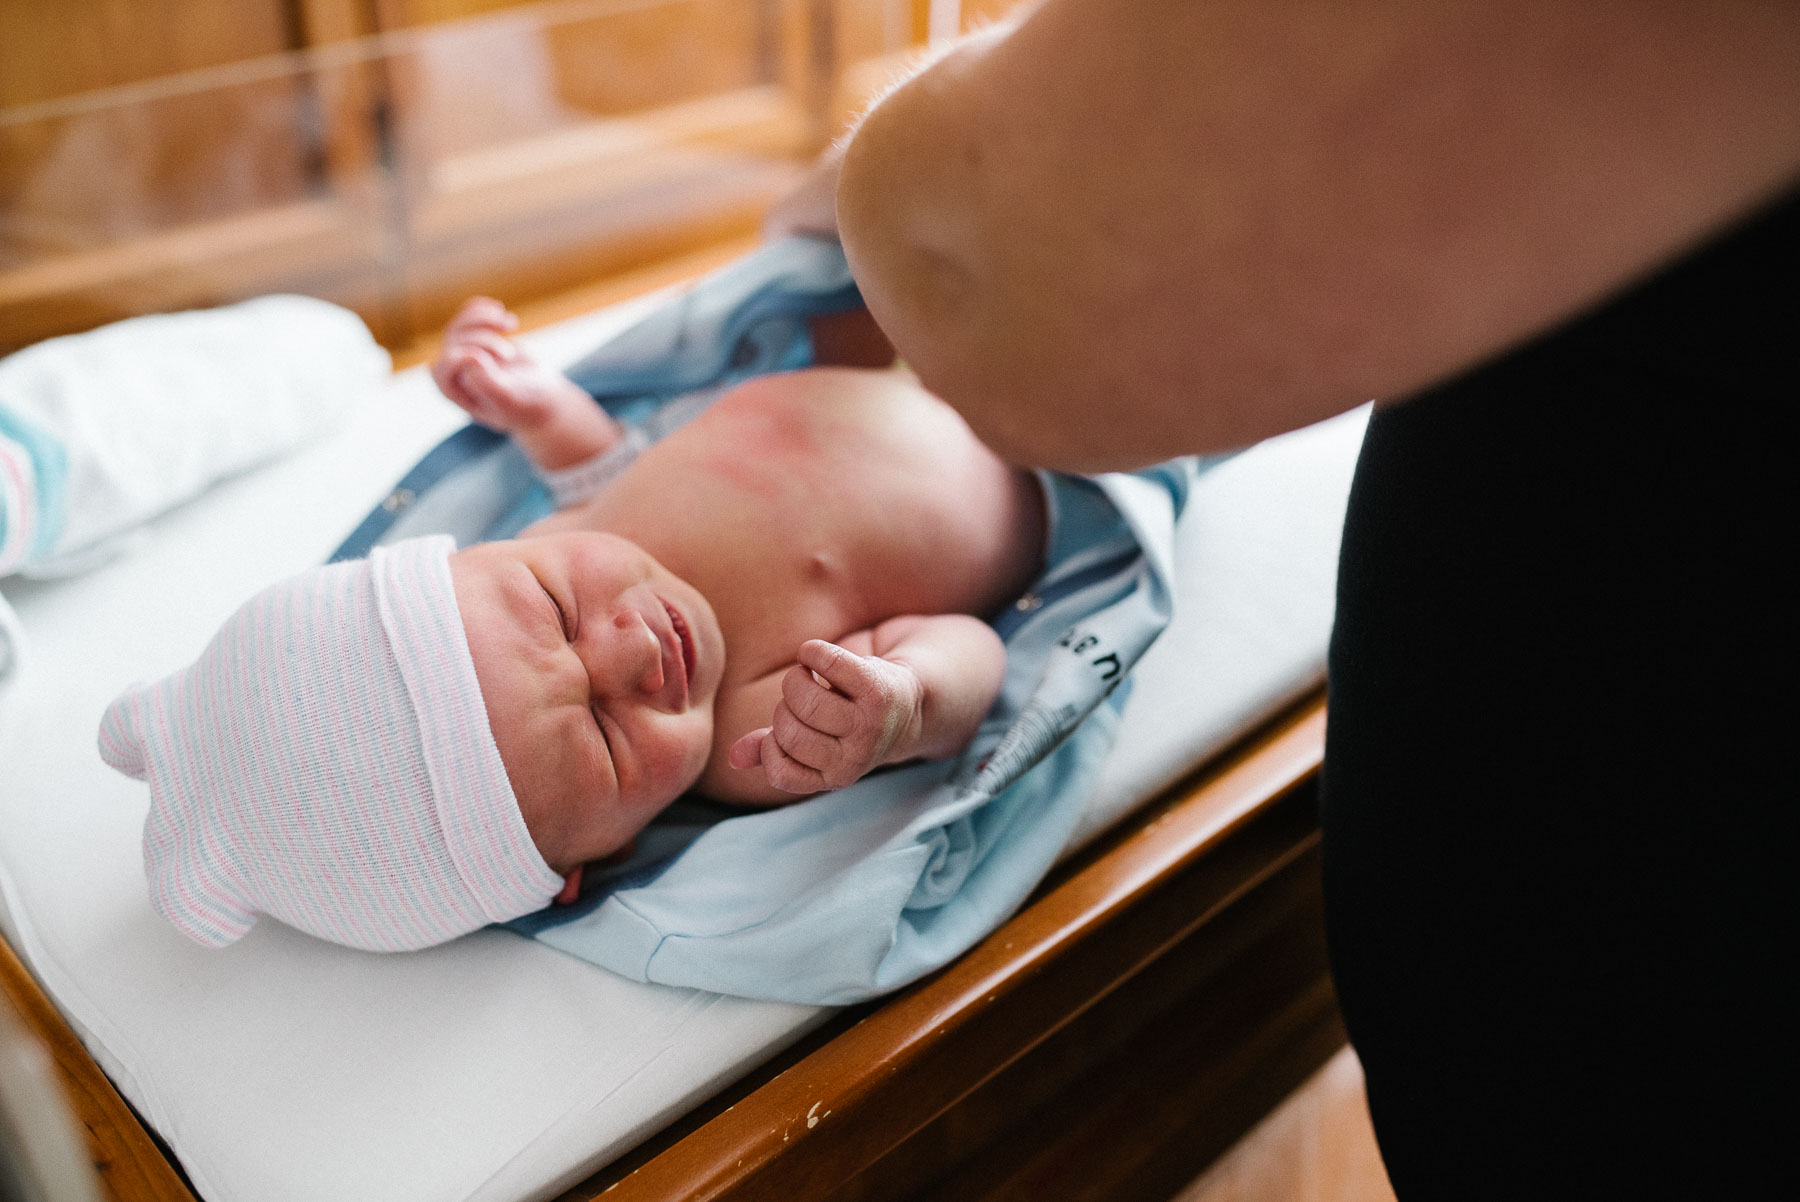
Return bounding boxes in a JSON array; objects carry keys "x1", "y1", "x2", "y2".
[
  {"x1": 1, "y1": 294, "x2": 384, "y2": 579},
  {"x1": 2, "y1": 294, "x2": 385, "y2": 712},
  {"x1": 0, "y1": 404, "x2": 64, "y2": 577}
]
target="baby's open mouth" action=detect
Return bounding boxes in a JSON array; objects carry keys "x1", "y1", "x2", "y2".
[{"x1": 663, "y1": 599, "x2": 695, "y2": 689}]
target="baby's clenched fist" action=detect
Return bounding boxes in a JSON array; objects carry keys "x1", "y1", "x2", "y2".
[{"x1": 728, "y1": 639, "x2": 924, "y2": 794}]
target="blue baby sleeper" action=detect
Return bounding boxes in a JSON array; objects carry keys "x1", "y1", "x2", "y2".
[{"x1": 335, "y1": 237, "x2": 1222, "y2": 1004}]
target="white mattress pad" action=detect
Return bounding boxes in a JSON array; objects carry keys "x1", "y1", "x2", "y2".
[{"x1": 0, "y1": 297, "x2": 1367, "y2": 1202}]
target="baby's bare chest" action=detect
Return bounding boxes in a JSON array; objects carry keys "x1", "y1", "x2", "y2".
[{"x1": 588, "y1": 372, "x2": 1045, "y2": 678}]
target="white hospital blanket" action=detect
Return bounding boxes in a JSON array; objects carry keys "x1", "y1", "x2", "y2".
[
  {"x1": 0, "y1": 296, "x2": 388, "y2": 717},
  {"x1": 0, "y1": 291, "x2": 1366, "y2": 1202}
]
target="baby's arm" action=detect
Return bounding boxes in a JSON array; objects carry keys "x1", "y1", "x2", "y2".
[
  {"x1": 725, "y1": 614, "x2": 1005, "y2": 798},
  {"x1": 431, "y1": 298, "x2": 621, "y2": 471}
]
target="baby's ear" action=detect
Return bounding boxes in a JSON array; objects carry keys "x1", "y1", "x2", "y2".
[{"x1": 553, "y1": 864, "x2": 584, "y2": 906}]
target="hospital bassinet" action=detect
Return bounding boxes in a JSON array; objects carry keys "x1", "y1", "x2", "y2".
[{"x1": 0, "y1": 288, "x2": 1363, "y2": 1202}]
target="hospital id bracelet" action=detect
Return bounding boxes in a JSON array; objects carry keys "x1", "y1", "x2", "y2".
[{"x1": 540, "y1": 424, "x2": 650, "y2": 508}]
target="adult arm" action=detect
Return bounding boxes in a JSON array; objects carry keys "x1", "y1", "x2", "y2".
[{"x1": 836, "y1": 0, "x2": 1800, "y2": 470}]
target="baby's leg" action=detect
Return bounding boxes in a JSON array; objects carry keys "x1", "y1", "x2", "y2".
[{"x1": 431, "y1": 298, "x2": 621, "y2": 470}]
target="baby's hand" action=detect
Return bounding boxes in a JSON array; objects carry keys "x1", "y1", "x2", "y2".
[
  {"x1": 728, "y1": 640, "x2": 924, "y2": 794},
  {"x1": 431, "y1": 298, "x2": 619, "y2": 471},
  {"x1": 431, "y1": 298, "x2": 572, "y2": 431}
]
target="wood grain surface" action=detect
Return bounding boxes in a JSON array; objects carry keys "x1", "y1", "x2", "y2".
[{"x1": 0, "y1": 937, "x2": 196, "y2": 1202}]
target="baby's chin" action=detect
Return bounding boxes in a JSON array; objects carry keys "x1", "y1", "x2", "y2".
[
  {"x1": 513, "y1": 792, "x2": 600, "y2": 877},
  {"x1": 519, "y1": 778, "x2": 700, "y2": 876}
]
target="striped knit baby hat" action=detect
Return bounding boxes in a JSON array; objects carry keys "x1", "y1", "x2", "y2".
[{"x1": 96, "y1": 535, "x2": 564, "y2": 951}]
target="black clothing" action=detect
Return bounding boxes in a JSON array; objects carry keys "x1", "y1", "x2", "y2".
[{"x1": 1324, "y1": 189, "x2": 1797, "y2": 1196}]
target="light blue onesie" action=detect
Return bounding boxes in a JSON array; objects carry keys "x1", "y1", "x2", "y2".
[{"x1": 336, "y1": 238, "x2": 1222, "y2": 1004}]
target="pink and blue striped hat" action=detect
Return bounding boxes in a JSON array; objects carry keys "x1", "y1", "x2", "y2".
[{"x1": 97, "y1": 535, "x2": 564, "y2": 952}]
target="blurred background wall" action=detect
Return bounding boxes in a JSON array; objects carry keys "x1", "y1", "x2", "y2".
[{"x1": 0, "y1": 0, "x2": 1003, "y2": 355}]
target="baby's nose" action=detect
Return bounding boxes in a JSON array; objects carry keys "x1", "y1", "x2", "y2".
[{"x1": 596, "y1": 610, "x2": 663, "y2": 696}]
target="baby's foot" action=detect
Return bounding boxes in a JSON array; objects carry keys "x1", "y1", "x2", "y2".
[{"x1": 432, "y1": 298, "x2": 620, "y2": 470}]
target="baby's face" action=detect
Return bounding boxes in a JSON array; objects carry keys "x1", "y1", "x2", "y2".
[{"x1": 449, "y1": 532, "x2": 724, "y2": 875}]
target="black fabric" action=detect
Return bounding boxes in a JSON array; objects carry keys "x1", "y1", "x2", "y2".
[{"x1": 1323, "y1": 188, "x2": 1797, "y2": 1198}]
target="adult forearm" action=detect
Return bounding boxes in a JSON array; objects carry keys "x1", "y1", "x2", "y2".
[{"x1": 838, "y1": 0, "x2": 1800, "y2": 470}]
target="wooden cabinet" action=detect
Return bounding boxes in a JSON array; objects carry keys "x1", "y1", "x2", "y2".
[{"x1": 0, "y1": 1, "x2": 942, "y2": 353}]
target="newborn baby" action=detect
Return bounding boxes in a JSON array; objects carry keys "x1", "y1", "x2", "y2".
[{"x1": 99, "y1": 298, "x2": 1044, "y2": 951}]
